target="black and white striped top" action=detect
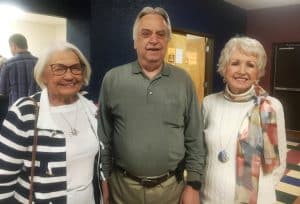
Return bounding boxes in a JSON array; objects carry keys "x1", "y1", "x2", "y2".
[{"x1": 0, "y1": 92, "x2": 102, "y2": 203}]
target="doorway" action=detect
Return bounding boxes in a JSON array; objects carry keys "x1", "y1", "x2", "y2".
[
  {"x1": 165, "y1": 32, "x2": 214, "y2": 102},
  {"x1": 272, "y1": 42, "x2": 300, "y2": 137}
]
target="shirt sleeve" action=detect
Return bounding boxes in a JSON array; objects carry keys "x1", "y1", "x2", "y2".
[
  {"x1": 184, "y1": 75, "x2": 207, "y2": 182},
  {"x1": 0, "y1": 65, "x2": 9, "y2": 96},
  {"x1": 98, "y1": 72, "x2": 113, "y2": 180},
  {"x1": 0, "y1": 102, "x2": 28, "y2": 200}
]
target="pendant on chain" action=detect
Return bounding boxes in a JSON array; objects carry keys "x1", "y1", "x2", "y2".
[
  {"x1": 70, "y1": 128, "x2": 79, "y2": 136},
  {"x1": 218, "y1": 150, "x2": 229, "y2": 163}
]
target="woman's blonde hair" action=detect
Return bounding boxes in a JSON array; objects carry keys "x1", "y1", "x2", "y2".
[
  {"x1": 34, "y1": 41, "x2": 91, "y2": 89},
  {"x1": 217, "y1": 36, "x2": 267, "y2": 78}
]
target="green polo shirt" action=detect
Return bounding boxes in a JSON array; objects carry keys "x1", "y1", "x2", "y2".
[{"x1": 98, "y1": 61, "x2": 206, "y2": 182}]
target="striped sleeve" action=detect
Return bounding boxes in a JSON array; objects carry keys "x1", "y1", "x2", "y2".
[{"x1": 0, "y1": 98, "x2": 35, "y2": 200}]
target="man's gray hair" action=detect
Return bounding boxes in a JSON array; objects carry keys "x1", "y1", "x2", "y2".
[{"x1": 132, "y1": 6, "x2": 172, "y2": 41}]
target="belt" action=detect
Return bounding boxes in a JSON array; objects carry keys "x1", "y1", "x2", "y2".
[{"x1": 116, "y1": 166, "x2": 175, "y2": 188}]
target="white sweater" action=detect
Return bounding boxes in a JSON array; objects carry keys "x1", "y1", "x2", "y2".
[{"x1": 201, "y1": 92, "x2": 287, "y2": 204}]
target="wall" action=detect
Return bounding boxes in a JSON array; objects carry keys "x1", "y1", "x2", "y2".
[
  {"x1": 247, "y1": 5, "x2": 300, "y2": 132},
  {"x1": 0, "y1": 19, "x2": 66, "y2": 58},
  {"x1": 246, "y1": 5, "x2": 300, "y2": 91},
  {"x1": 0, "y1": 0, "x2": 246, "y2": 101},
  {"x1": 0, "y1": 0, "x2": 91, "y2": 61},
  {"x1": 67, "y1": 18, "x2": 90, "y2": 61},
  {"x1": 90, "y1": 0, "x2": 246, "y2": 101}
]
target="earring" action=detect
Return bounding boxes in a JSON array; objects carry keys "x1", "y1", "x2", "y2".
[{"x1": 223, "y1": 78, "x2": 227, "y2": 83}]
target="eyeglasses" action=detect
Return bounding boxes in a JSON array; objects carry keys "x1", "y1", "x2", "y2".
[{"x1": 49, "y1": 63, "x2": 84, "y2": 76}]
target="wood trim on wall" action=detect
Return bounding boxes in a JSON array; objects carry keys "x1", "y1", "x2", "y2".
[{"x1": 286, "y1": 129, "x2": 300, "y2": 142}]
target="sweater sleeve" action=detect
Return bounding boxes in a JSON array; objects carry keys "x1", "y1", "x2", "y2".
[
  {"x1": 271, "y1": 97, "x2": 287, "y2": 185},
  {"x1": 0, "y1": 99, "x2": 32, "y2": 200}
]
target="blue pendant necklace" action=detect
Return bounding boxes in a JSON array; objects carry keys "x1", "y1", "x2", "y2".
[
  {"x1": 217, "y1": 99, "x2": 230, "y2": 163},
  {"x1": 218, "y1": 150, "x2": 229, "y2": 163}
]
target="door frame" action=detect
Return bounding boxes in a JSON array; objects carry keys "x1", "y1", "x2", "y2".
[{"x1": 171, "y1": 29, "x2": 215, "y2": 98}]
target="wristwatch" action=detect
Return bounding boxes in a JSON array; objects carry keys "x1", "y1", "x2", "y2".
[{"x1": 187, "y1": 181, "x2": 202, "y2": 191}]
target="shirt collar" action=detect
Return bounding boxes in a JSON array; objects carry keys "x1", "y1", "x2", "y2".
[
  {"x1": 131, "y1": 60, "x2": 171, "y2": 76},
  {"x1": 37, "y1": 89, "x2": 97, "y2": 133},
  {"x1": 15, "y1": 51, "x2": 31, "y2": 56}
]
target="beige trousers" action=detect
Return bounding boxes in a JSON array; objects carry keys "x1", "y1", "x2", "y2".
[{"x1": 109, "y1": 169, "x2": 185, "y2": 204}]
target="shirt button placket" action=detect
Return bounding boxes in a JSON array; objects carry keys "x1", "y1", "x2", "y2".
[
  {"x1": 147, "y1": 89, "x2": 153, "y2": 104},
  {"x1": 147, "y1": 82, "x2": 153, "y2": 103}
]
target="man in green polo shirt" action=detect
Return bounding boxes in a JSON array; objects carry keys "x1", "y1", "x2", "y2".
[{"x1": 98, "y1": 6, "x2": 206, "y2": 204}]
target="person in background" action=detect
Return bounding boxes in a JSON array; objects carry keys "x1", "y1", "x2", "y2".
[
  {"x1": 98, "y1": 6, "x2": 206, "y2": 204},
  {"x1": 0, "y1": 54, "x2": 6, "y2": 68},
  {"x1": 0, "y1": 33, "x2": 39, "y2": 106},
  {"x1": 0, "y1": 42, "x2": 102, "y2": 204},
  {"x1": 0, "y1": 54, "x2": 7, "y2": 128},
  {"x1": 201, "y1": 36, "x2": 286, "y2": 204}
]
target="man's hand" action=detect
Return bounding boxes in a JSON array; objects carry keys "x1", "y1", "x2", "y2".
[
  {"x1": 180, "y1": 185, "x2": 201, "y2": 204},
  {"x1": 101, "y1": 181, "x2": 110, "y2": 204}
]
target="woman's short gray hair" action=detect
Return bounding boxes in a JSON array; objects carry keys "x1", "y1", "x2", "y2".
[
  {"x1": 132, "y1": 6, "x2": 172, "y2": 41},
  {"x1": 217, "y1": 36, "x2": 267, "y2": 78},
  {"x1": 34, "y1": 41, "x2": 91, "y2": 89}
]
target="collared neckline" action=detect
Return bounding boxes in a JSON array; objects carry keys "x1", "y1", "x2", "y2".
[
  {"x1": 37, "y1": 89, "x2": 97, "y2": 132},
  {"x1": 131, "y1": 61, "x2": 171, "y2": 76},
  {"x1": 16, "y1": 51, "x2": 31, "y2": 55}
]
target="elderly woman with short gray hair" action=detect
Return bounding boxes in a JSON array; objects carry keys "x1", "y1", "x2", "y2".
[
  {"x1": 201, "y1": 36, "x2": 286, "y2": 204},
  {"x1": 0, "y1": 42, "x2": 102, "y2": 204}
]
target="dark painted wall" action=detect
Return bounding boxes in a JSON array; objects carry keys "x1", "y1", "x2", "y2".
[
  {"x1": 246, "y1": 5, "x2": 300, "y2": 92},
  {"x1": 246, "y1": 5, "x2": 300, "y2": 132},
  {"x1": 67, "y1": 19, "x2": 91, "y2": 61},
  {"x1": 90, "y1": 0, "x2": 246, "y2": 101},
  {"x1": 0, "y1": 0, "x2": 246, "y2": 101}
]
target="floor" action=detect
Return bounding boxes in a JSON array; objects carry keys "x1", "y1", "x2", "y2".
[{"x1": 276, "y1": 140, "x2": 300, "y2": 204}]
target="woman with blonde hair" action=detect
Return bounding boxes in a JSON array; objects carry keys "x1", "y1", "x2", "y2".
[{"x1": 201, "y1": 36, "x2": 286, "y2": 204}]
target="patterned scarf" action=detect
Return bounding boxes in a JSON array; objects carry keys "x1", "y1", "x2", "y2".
[{"x1": 224, "y1": 85, "x2": 280, "y2": 204}]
